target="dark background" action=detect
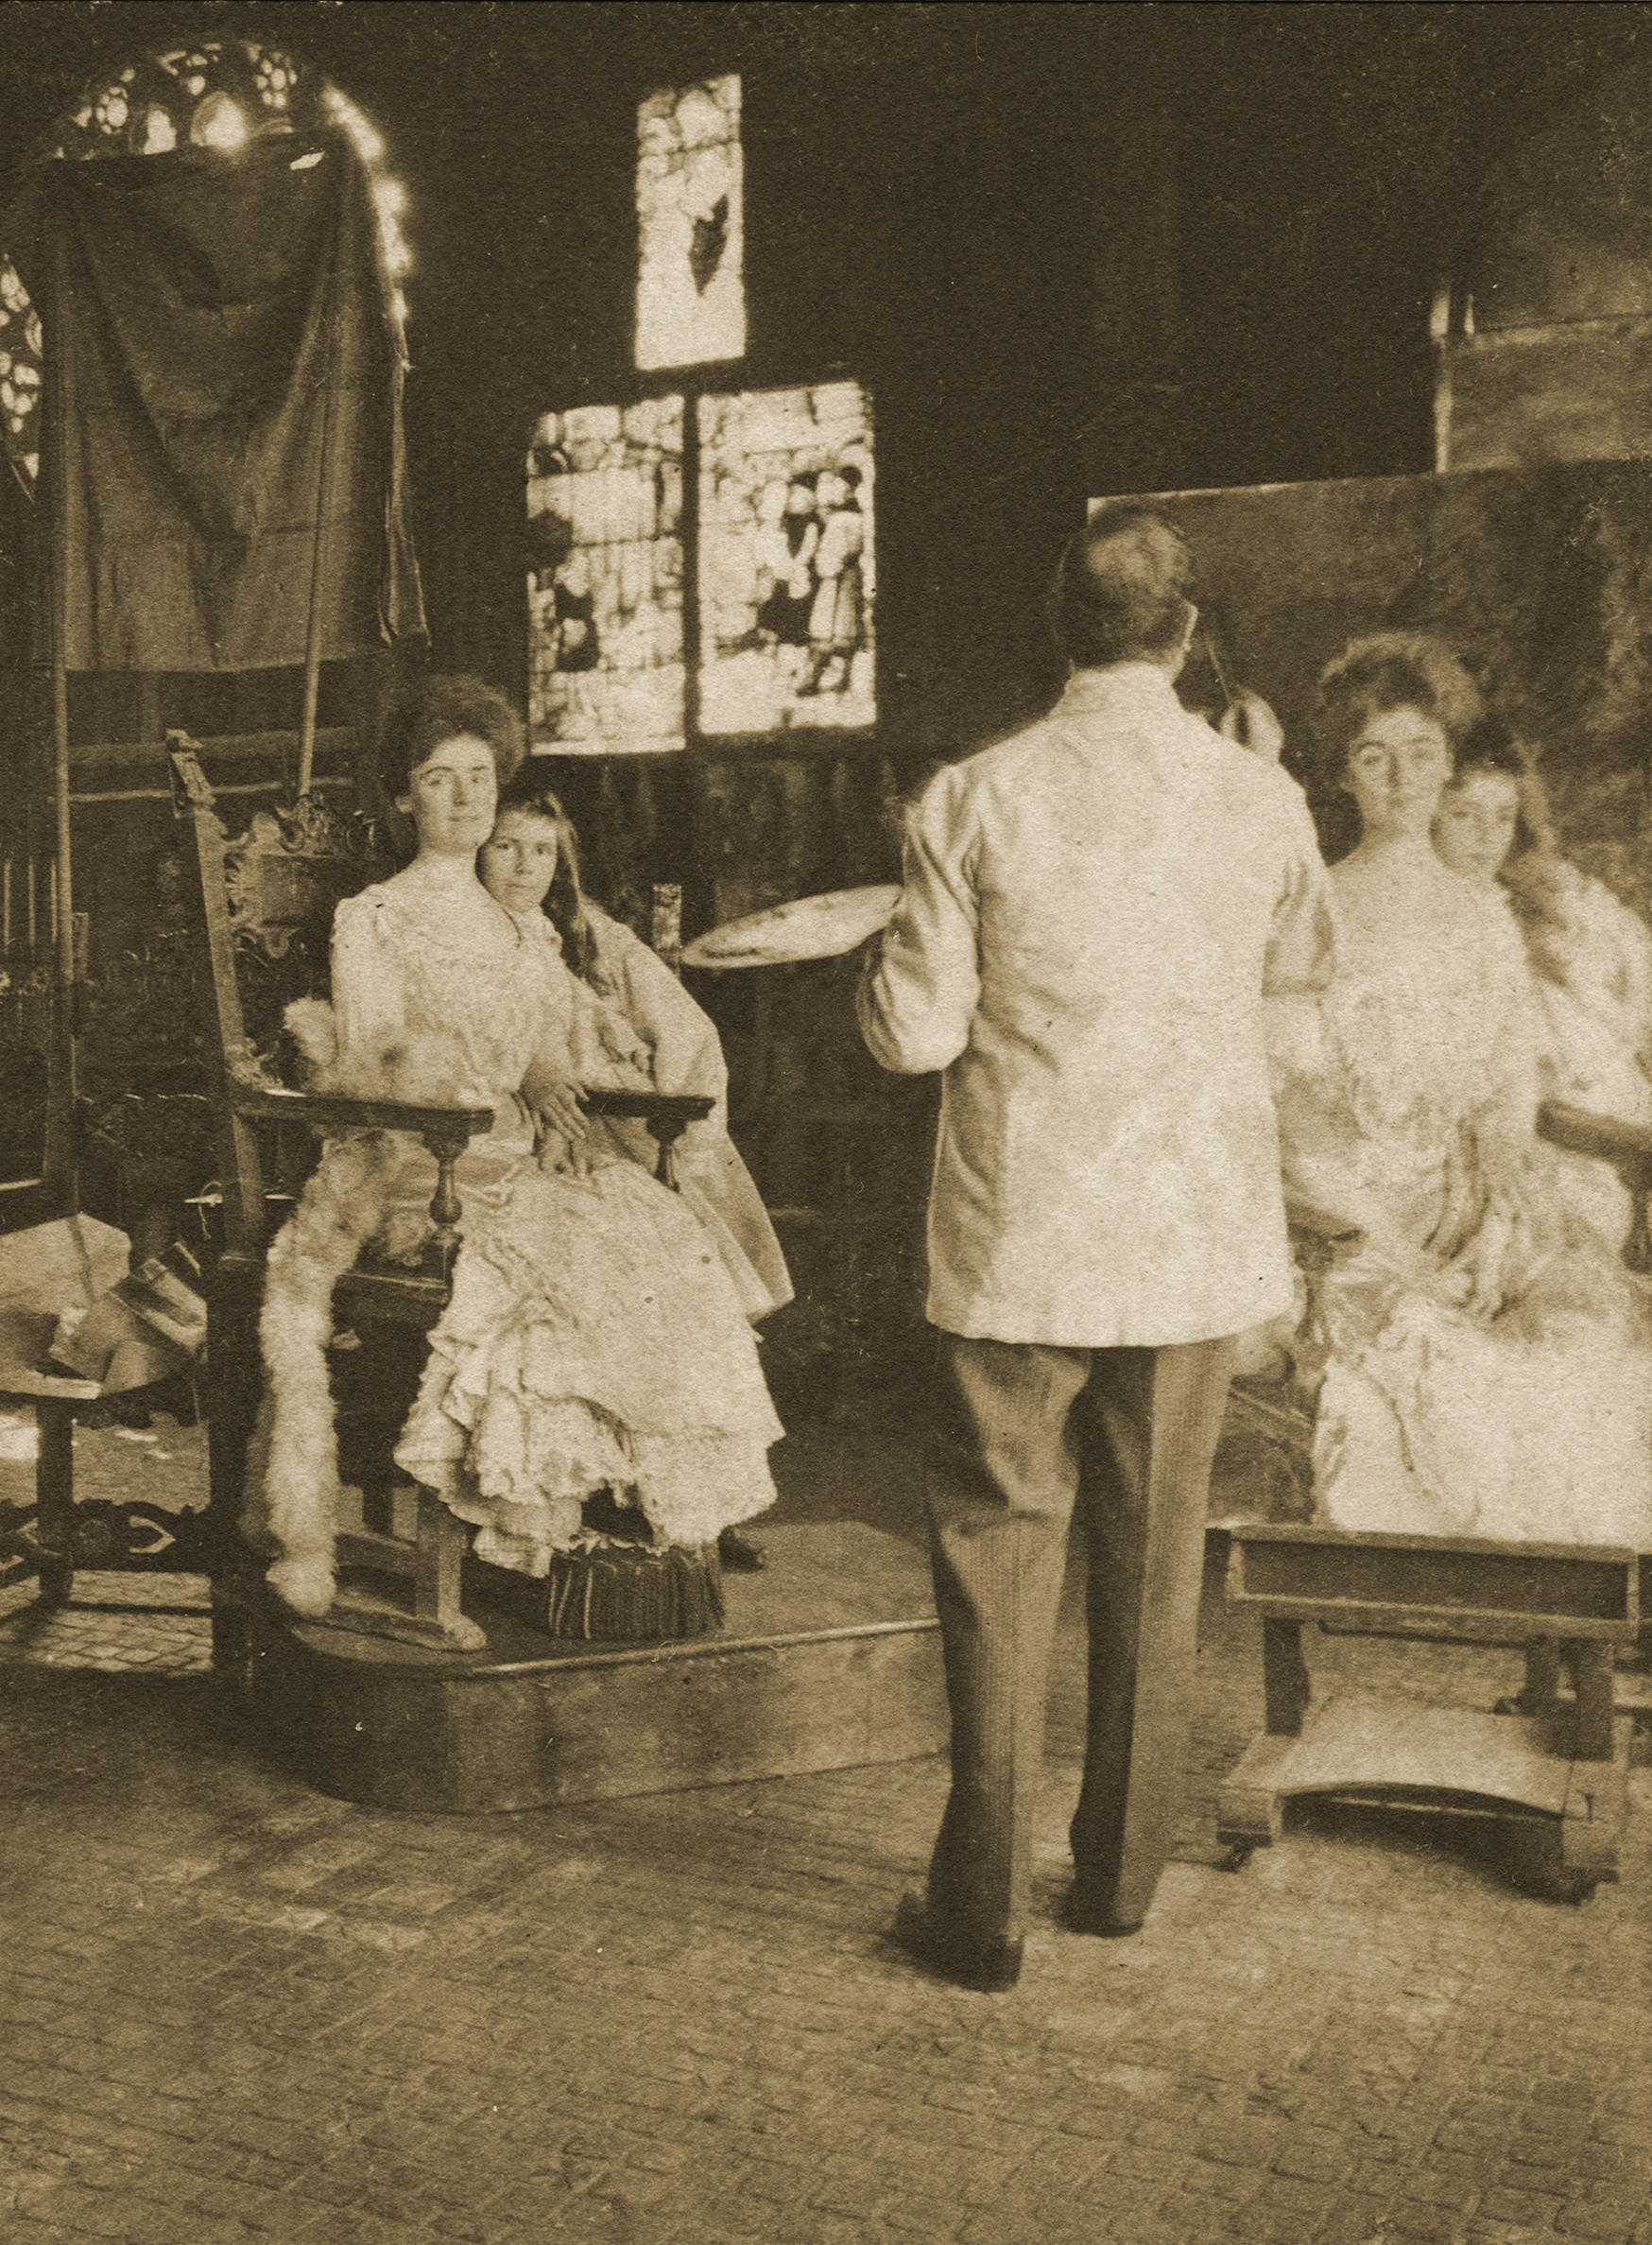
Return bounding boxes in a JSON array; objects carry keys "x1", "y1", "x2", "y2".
[
  {"x1": 0, "y1": 2, "x2": 1645, "y2": 1416},
  {"x1": 3, "y1": 2, "x2": 1645, "y2": 750}
]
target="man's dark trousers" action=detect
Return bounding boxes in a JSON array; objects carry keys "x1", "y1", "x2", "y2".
[{"x1": 922, "y1": 1328, "x2": 1237, "y2": 1943}]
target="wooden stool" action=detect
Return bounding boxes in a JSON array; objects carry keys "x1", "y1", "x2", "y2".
[
  {"x1": 0, "y1": 1300, "x2": 215, "y2": 1611},
  {"x1": 1216, "y1": 1526, "x2": 1640, "y2": 1904}
]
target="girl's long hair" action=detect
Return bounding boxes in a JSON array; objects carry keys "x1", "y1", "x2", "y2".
[
  {"x1": 1446, "y1": 713, "x2": 1575, "y2": 984},
  {"x1": 491, "y1": 775, "x2": 611, "y2": 993}
]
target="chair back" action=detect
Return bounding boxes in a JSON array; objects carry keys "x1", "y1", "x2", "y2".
[{"x1": 170, "y1": 738, "x2": 389, "y2": 1263}]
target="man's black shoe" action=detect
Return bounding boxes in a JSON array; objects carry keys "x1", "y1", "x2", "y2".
[
  {"x1": 890, "y1": 1892, "x2": 1023, "y2": 1993},
  {"x1": 1061, "y1": 1887, "x2": 1144, "y2": 1939}
]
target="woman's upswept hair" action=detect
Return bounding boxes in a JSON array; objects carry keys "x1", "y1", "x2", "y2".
[
  {"x1": 1308, "y1": 631, "x2": 1484, "y2": 794},
  {"x1": 492, "y1": 771, "x2": 608, "y2": 991},
  {"x1": 379, "y1": 674, "x2": 526, "y2": 803}
]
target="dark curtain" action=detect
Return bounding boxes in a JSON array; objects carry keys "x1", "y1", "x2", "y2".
[{"x1": 8, "y1": 134, "x2": 425, "y2": 672}]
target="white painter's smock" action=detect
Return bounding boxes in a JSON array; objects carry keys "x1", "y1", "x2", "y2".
[{"x1": 857, "y1": 664, "x2": 1337, "y2": 1349}]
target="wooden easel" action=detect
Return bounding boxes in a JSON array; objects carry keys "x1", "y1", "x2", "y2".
[{"x1": 1217, "y1": 1111, "x2": 1652, "y2": 1903}]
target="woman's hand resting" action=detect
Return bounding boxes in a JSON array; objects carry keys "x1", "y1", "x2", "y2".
[
  {"x1": 1432, "y1": 1173, "x2": 1543, "y2": 1323},
  {"x1": 522, "y1": 1063, "x2": 593, "y2": 1176}
]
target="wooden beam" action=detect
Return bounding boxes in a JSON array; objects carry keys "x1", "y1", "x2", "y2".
[{"x1": 67, "y1": 727, "x2": 356, "y2": 775}]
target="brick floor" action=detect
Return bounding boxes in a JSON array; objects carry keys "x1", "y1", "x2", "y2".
[{"x1": 2, "y1": 1412, "x2": 1650, "y2": 2244}]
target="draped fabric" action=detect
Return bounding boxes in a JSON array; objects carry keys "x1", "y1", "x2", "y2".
[{"x1": 8, "y1": 135, "x2": 424, "y2": 671}]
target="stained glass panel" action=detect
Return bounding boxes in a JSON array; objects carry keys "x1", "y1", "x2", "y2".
[
  {"x1": 526, "y1": 398, "x2": 686, "y2": 755},
  {"x1": 0, "y1": 39, "x2": 405, "y2": 494},
  {"x1": 697, "y1": 383, "x2": 874, "y2": 735},
  {"x1": 636, "y1": 76, "x2": 745, "y2": 373}
]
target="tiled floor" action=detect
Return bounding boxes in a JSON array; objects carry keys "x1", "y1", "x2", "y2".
[
  {"x1": 2, "y1": 1411, "x2": 1650, "y2": 2245},
  {"x1": 0, "y1": 1409, "x2": 214, "y2": 1672}
]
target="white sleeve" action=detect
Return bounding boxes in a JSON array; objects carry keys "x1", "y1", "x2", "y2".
[
  {"x1": 599, "y1": 914, "x2": 731, "y2": 1144},
  {"x1": 1263, "y1": 785, "x2": 1338, "y2": 998},
  {"x1": 1583, "y1": 874, "x2": 1652, "y2": 1047},
  {"x1": 1482, "y1": 895, "x2": 1544, "y2": 1118},
  {"x1": 856, "y1": 769, "x2": 981, "y2": 1076},
  {"x1": 329, "y1": 895, "x2": 408, "y2": 1086}
]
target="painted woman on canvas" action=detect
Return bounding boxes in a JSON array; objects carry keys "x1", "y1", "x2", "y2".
[{"x1": 1268, "y1": 631, "x2": 1652, "y2": 1547}]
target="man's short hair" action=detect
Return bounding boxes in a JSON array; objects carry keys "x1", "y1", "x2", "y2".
[{"x1": 1051, "y1": 507, "x2": 1196, "y2": 669}]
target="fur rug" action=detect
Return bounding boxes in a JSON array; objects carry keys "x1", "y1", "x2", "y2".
[{"x1": 246, "y1": 999, "x2": 436, "y2": 1618}]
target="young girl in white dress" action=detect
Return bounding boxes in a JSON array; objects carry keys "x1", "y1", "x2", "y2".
[
  {"x1": 251, "y1": 677, "x2": 782, "y2": 1624},
  {"x1": 484, "y1": 775, "x2": 792, "y2": 1329},
  {"x1": 1434, "y1": 715, "x2": 1652, "y2": 1276}
]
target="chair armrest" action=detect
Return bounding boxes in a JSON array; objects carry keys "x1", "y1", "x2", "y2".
[
  {"x1": 1540, "y1": 1098, "x2": 1652, "y2": 1274},
  {"x1": 581, "y1": 1090, "x2": 714, "y2": 1184},
  {"x1": 581, "y1": 1091, "x2": 714, "y2": 1128},
  {"x1": 228, "y1": 1086, "x2": 495, "y2": 1275},
  {"x1": 229, "y1": 1084, "x2": 495, "y2": 1150},
  {"x1": 1539, "y1": 1099, "x2": 1652, "y2": 1173}
]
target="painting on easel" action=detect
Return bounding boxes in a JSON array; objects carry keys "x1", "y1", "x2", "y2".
[
  {"x1": 1101, "y1": 465, "x2": 1652, "y2": 1532},
  {"x1": 1102, "y1": 461, "x2": 1652, "y2": 901}
]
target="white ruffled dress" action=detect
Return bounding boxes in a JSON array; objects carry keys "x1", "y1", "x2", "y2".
[
  {"x1": 326, "y1": 883, "x2": 782, "y2": 1575},
  {"x1": 1271, "y1": 877, "x2": 1652, "y2": 1549}
]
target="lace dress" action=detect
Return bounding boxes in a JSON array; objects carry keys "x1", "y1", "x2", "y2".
[
  {"x1": 261, "y1": 881, "x2": 781, "y2": 1598},
  {"x1": 1518, "y1": 865, "x2": 1652, "y2": 1269},
  {"x1": 1271, "y1": 874, "x2": 1652, "y2": 1548}
]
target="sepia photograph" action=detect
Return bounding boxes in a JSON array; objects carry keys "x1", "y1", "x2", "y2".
[{"x1": 1, "y1": 6, "x2": 1649, "y2": 2242}]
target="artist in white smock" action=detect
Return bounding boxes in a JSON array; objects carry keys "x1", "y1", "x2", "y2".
[{"x1": 857, "y1": 506, "x2": 1337, "y2": 1989}]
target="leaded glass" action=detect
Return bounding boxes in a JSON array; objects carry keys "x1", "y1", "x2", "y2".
[
  {"x1": 0, "y1": 39, "x2": 407, "y2": 493},
  {"x1": 636, "y1": 77, "x2": 745, "y2": 372},
  {"x1": 697, "y1": 383, "x2": 874, "y2": 734},
  {"x1": 526, "y1": 398, "x2": 686, "y2": 755}
]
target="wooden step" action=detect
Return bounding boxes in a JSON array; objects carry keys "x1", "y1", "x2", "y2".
[{"x1": 247, "y1": 1517, "x2": 946, "y2": 1814}]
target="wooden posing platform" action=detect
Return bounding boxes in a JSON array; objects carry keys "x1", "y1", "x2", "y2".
[
  {"x1": 247, "y1": 1510, "x2": 946, "y2": 1814},
  {"x1": 1216, "y1": 1526, "x2": 1640, "y2": 1902}
]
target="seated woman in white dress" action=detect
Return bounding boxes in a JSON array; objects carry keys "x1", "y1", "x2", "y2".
[
  {"x1": 251, "y1": 677, "x2": 783, "y2": 1624},
  {"x1": 1434, "y1": 714, "x2": 1652, "y2": 1271},
  {"x1": 1269, "y1": 632, "x2": 1652, "y2": 1548}
]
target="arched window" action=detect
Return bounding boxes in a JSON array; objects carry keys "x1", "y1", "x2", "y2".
[{"x1": 0, "y1": 36, "x2": 410, "y2": 493}]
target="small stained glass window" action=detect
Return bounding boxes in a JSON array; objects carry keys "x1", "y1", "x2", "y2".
[
  {"x1": 697, "y1": 382, "x2": 874, "y2": 734},
  {"x1": 636, "y1": 76, "x2": 745, "y2": 372},
  {"x1": 526, "y1": 398, "x2": 686, "y2": 754},
  {"x1": 0, "y1": 260, "x2": 42, "y2": 470}
]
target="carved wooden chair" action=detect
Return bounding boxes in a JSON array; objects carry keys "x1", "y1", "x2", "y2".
[
  {"x1": 1215, "y1": 1104, "x2": 1649, "y2": 1901},
  {"x1": 170, "y1": 741, "x2": 713, "y2": 1667}
]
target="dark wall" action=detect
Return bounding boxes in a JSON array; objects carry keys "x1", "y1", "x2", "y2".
[
  {"x1": 3, "y1": 3, "x2": 1646, "y2": 1411},
  {"x1": 5, "y1": 4, "x2": 1645, "y2": 748}
]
